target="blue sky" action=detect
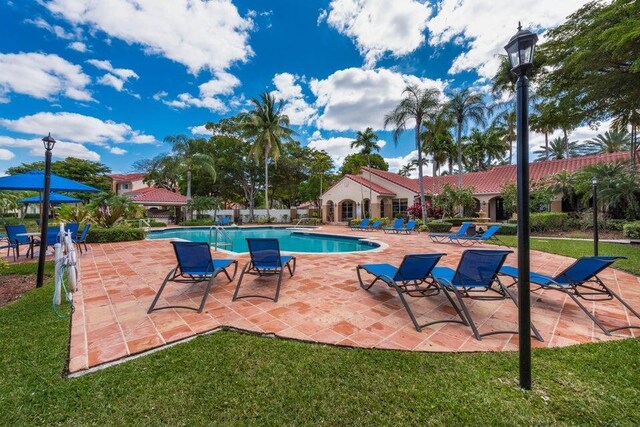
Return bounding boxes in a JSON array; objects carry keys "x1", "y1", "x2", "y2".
[{"x1": 0, "y1": 0, "x2": 595, "y2": 176}]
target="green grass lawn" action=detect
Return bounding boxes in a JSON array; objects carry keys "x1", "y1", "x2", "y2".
[
  {"x1": 1, "y1": 263, "x2": 639, "y2": 425},
  {"x1": 494, "y1": 236, "x2": 640, "y2": 275}
]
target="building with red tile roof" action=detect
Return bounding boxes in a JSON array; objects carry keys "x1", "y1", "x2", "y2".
[
  {"x1": 108, "y1": 172, "x2": 148, "y2": 194},
  {"x1": 123, "y1": 187, "x2": 188, "y2": 206},
  {"x1": 322, "y1": 151, "x2": 636, "y2": 223}
]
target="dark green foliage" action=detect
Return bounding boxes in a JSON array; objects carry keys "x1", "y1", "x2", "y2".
[
  {"x1": 622, "y1": 221, "x2": 640, "y2": 239},
  {"x1": 339, "y1": 152, "x2": 388, "y2": 175},
  {"x1": 447, "y1": 217, "x2": 479, "y2": 226},
  {"x1": 179, "y1": 219, "x2": 215, "y2": 226},
  {"x1": 86, "y1": 226, "x2": 146, "y2": 243},
  {"x1": 426, "y1": 221, "x2": 453, "y2": 232},
  {"x1": 494, "y1": 223, "x2": 518, "y2": 235},
  {"x1": 530, "y1": 212, "x2": 570, "y2": 232}
]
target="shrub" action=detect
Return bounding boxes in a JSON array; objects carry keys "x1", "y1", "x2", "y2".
[
  {"x1": 418, "y1": 224, "x2": 429, "y2": 233},
  {"x1": 623, "y1": 221, "x2": 640, "y2": 239},
  {"x1": 148, "y1": 220, "x2": 167, "y2": 228},
  {"x1": 86, "y1": 226, "x2": 145, "y2": 243},
  {"x1": 605, "y1": 219, "x2": 627, "y2": 231},
  {"x1": 350, "y1": 219, "x2": 361, "y2": 227},
  {"x1": 530, "y1": 212, "x2": 569, "y2": 232},
  {"x1": 494, "y1": 223, "x2": 517, "y2": 235},
  {"x1": 448, "y1": 217, "x2": 477, "y2": 226},
  {"x1": 179, "y1": 219, "x2": 215, "y2": 226},
  {"x1": 426, "y1": 221, "x2": 453, "y2": 233}
]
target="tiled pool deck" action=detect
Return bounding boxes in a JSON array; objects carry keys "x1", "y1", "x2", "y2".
[{"x1": 69, "y1": 226, "x2": 640, "y2": 374}]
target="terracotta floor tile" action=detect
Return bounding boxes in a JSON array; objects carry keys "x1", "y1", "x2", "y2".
[{"x1": 65, "y1": 226, "x2": 640, "y2": 373}]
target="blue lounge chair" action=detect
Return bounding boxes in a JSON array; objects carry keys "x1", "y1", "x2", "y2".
[
  {"x1": 397, "y1": 219, "x2": 417, "y2": 234},
  {"x1": 367, "y1": 220, "x2": 382, "y2": 231},
  {"x1": 4, "y1": 224, "x2": 35, "y2": 259},
  {"x1": 449, "y1": 225, "x2": 503, "y2": 246},
  {"x1": 357, "y1": 253, "x2": 467, "y2": 332},
  {"x1": 65, "y1": 223, "x2": 79, "y2": 237},
  {"x1": 148, "y1": 241, "x2": 238, "y2": 313},
  {"x1": 500, "y1": 256, "x2": 640, "y2": 335},
  {"x1": 232, "y1": 238, "x2": 296, "y2": 302},
  {"x1": 383, "y1": 218, "x2": 405, "y2": 234},
  {"x1": 429, "y1": 222, "x2": 473, "y2": 243},
  {"x1": 432, "y1": 249, "x2": 543, "y2": 341},
  {"x1": 73, "y1": 223, "x2": 91, "y2": 253},
  {"x1": 351, "y1": 217, "x2": 370, "y2": 231}
]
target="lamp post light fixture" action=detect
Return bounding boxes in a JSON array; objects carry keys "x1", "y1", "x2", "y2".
[
  {"x1": 592, "y1": 176, "x2": 599, "y2": 256},
  {"x1": 505, "y1": 22, "x2": 538, "y2": 391},
  {"x1": 36, "y1": 133, "x2": 56, "y2": 288}
]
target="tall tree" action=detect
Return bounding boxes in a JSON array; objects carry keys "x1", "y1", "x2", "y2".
[
  {"x1": 529, "y1": 103, "x2": 558, "y2": 161},
  {"x1": 339, "y1": 153, "x2": 388, "y2": 176},
  {"x1": 351, "y1": 127, "x2": 380, "y2": 216},
  {"x1": 241, "y1": 92, "x2": 295, "y2": 219},
  {"x1": 447, "y1": 88, "x2": 488, "y2": 192},
  {"x1": 310, "y1": 150, "x2": 334, "y2": 207},
  {"x1": 384, "y1": 84, "x2": 440, "y2": 220},
  {"x1": 533, "y1": 137, "x2": 582, "y2": 161},
  {"x1": 539, "y1": 0, "x2": 640, "y2": 164},
  {"x1": 492, "y1": 110, "x2": 517, "y2": 164},
  {"x1": 422, "y1": 106, "x2": 454, "y2": 176},
  {"x1": 584, "y1": 129, "x2": 631, "y2": 154},
  {"x1": 6, "y1": 157, "x2": 112, "y2": 192}
]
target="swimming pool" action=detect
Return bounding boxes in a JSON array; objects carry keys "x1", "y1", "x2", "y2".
[{"x1": 147, "y1": 226, "x2": 381, "y2": 254}]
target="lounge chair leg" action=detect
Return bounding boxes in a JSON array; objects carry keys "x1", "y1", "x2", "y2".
[
  {"x1": 197, "y1": 275, "x2": 216, "y2": 313},
  {"x1": 450, "y1": 287, "x2": 481, "y2": 340},
  {"x1": 222, "y1": 260, "x2": 238, "y2": 281},
  {"x1": 502, "y1": 284, "x2": 544, "y2": 342},
  {"x1": 273, "y1": 269, "x2": 284, "y2": 302},
  {"x1": 356, "y1": 266, "x2": 380, "y2": 290},
  {"x1": 439, "y1": 285, "x2": 469, "y2": 326},
  {"x1": 389, "y1": 281, "x2": 422, "y2": 332},
  {"x1": 232, "y1": 262, "x2": 252, "y2": 301},
  {"x1": 596, "y1": 279, "x2": 640, "y2": 321},
  {"x1": 148, "y1": 268, "x2": 177, "y2": 314},
  {"x1": 564, "y1": 291, "x2": 612, "y2": 336}
]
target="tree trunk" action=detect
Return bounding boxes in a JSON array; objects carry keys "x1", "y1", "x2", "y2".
[
  {"x1": 563, "y1": 128, "x2": 569, "y2": 158},
  {"x1": 544, "y1": 131, "x2": 549, "y2": 160},
  {"x1": 186, "y1": 164, "x2": 192, "y2": 219},
  {"x1": 368, "y1": 153, "x2": 372, "y2": 217},
  {"x1": 264, "y1": 146, "x2": 270, "y2": 222},
  {"x1": 509, "y1": 140, "x2": 513, "y2": 164},
  {"x1": 456, "y1": 121, "x2": 463, "y2": 189},
  {"x1": 416, "y1": 123, "x2": 427, "y2": 221},
  {"x1": 433, "y1": 160, "x2": 438, "y2": 177}
]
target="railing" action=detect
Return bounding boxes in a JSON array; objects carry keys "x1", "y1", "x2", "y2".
[
  {"x1": 292, "y1": 217, "x2": 318, "y2": 227},
  {"x1": 208, "y1": 225, "x2": 233, "y2": 251},
  {"x1": 126, "y1": 218, "x2": 150, "y2": 228}
]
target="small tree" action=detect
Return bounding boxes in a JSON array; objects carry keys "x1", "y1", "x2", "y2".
[
  {"x1": 500, "y1": 183, "x2": 518, "y2": 217},
  {"x1": 188, "y1": 196, "x2": 216, "y2": 218},
  {"x1": 434, "y1": 184, "x2": 475, "y2": 218}
]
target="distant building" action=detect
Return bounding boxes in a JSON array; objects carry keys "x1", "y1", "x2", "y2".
[
  {"x1": 321, "y1": 151, "x2": 636, "y2": 223},
  {"x1": 108, "y1": 173, "x2": 147, "y2": 194}
]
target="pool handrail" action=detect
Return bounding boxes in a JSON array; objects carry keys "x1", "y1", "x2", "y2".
[{"x1": 208, "y1": 225, "x2": 233, "y2": 251}]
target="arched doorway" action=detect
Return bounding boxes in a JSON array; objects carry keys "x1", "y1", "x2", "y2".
[
  {"x1": 363, "y1": 199, "x2": 370, "y2": 218},
  {"x1": 380, "y1": 199, "x2": 386, "y2": 219},
  {"x1": 339, "y1": 199, "x2": 355, "y2": 222},
  {"x1": 326, "y1": 200, "x2": 334, "y2": 222}
]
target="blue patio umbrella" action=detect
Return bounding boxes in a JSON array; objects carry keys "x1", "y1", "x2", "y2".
[
  {"x1": 0, "y1": 170, "x2": 100, "y2": 192},
  {"x1": 18, "y1": 192, "x2": 82, "y2": 205}
]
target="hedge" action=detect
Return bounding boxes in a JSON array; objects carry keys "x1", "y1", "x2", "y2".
[
  {"x1": 426, "y1": 221, "x2": 453, "y2": 233},
  {"x1": 179, "y1": 219, "x2": 215, "y2": 226},
  {"x1": 623, "y1": 221, "x2": 640, "y2": 239},
  {"x1": 530, "y1": 212, "x2": 569, "y2": 232},
  {"x1": 86, "y1": 226, "x2": 146, "y2": 243},
  {"x1": 494, "y1": 223, "x2": 517, "y2": 235},
  {"x1": 148, "y1": 220, "x2": 167, "y2": 228},
  {"x1": 446, "y1": 217, "x2": 478, "y2": 226}
]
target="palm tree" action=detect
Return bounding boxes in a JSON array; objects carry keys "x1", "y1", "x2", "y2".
[
  {"x1": 611, "y1": 108, "x2": 640, "y2": 168},
  {"x1": 163, "y1": 135, "x2": 217, "y2": 218},
  {"x1": 351, "y1": 127, "x2": 380, "y2": 216},
  {"x1": 446, "y1": 88, "x2": 488, "y2": 190},
  {"x1": 544, "y1": 170, "x2": 577, "y2": 210},
  {"x1": 492, "y1": 110, "x2": 517, "y2": 163},
  {"x1": 310, "y1": 150, "x2": 333, "y2": 207},
  {"x1": 463, "y1": 128, "x2": 508, "y2": 171},
  {"x1": 533, "y1": 137, "x2": 582, "y2": 161},
  {"x1": 384, "y1": 84, "x2": 440, "y2": 220},
  {"x1": 422, "y1": 106, "x2": 454, "y2": 177},
  {"x1": 530, "y1": 103, "x2": 558, "y2": 161},
  {"x1": 398, "y1": 162, "x2": 415, "y2": 177},
  {"x1": 575, "y1": 163, "x2": 640, "y2": 218},
  {"x1": 584, "y1": 130, "x2": 631, "y2": 154},
  {"x1": 242, "y1": 92, "x2": 295, "y2": 220}
]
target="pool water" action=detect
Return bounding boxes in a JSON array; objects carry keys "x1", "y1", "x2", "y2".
[{"x1": 147, "y1": 227, "x2": 379, "y2": 254}]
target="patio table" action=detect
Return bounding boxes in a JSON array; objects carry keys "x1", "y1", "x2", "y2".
[{"x1": 16, "y1": 232, "x2": 42, "y2": 259}]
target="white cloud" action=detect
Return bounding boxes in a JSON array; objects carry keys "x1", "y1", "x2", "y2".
[
  {"x1": 0, "y1": 112, "x2": 156, "y2": 146},
  {"x1": 310, "y1": 67, "x2": 447, "y2": 131},
  {"x1": 0, "y1": 136, "x2": 100, "y2": 161},
  {"x1": 307, "y1": 132, "x2": 385, "y2": 165},
  {"x1": 0, "y1": 148, "x2": 15, "y2": 160},
  {"x1": 189, "y1": 124, "x2": 211, "y2": 135},
  {"x1": 68, "y1": 41, "x2": 88, "y2": 52},
  {"x1": 528, "y1": 120, "x2": 613, "y2": 160},
  {"x1": 109, "y1": 146, "x2": 127, "y2": 155},
  {"x1": 152, "y1": 91, "x2": 168, "y2": 101},
  {"x1": 45, "y1": 0, "x2": 254, "y2": 74},
  {"x1": 25, "y1": 17, "x2": 76, "y2": 40},
  {"x1": 163, "y1": 72, "x2": 240, "y2": 112},
  {"x1": 0, "y1": 52, "x2": 92, "y2": 102},
  {"x1": 383, "y1": 150, "x2": 432, "y2": 177},
  {"x1": 271, "y1": 73, "x2": 317, "y2": 125},
  {"x1": 325, "y1": 0, "x2": 432, "y2": 68},
  {"x1": 427, "y1": 0, "x2": 590, "y2": 78},
  {"x1": 87, "y1": 59, "x2": 138, "y2": 91}
]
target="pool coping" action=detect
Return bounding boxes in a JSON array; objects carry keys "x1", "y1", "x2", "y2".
[{"x1": 145, "y1": 225, "x2": 388, "y2": 255}]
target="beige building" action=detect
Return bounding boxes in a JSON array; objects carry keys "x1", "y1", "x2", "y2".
[
  {"x1": 108, "y1": 173, "x2": 147, "y2": 194},
  {"x1": 321, "y1": 151, "x2": 634, "y2": 223}
]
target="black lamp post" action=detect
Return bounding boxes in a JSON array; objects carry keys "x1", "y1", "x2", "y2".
[
  {"x1": 36, "y1": 133, "x2": 56, "y2": 288},
  {"x1": 505, "y1": 23, "x2": 538, "y2": 390},
  {"x1": 592, "y1": 176, "x2": 598, "y2": 256}
]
